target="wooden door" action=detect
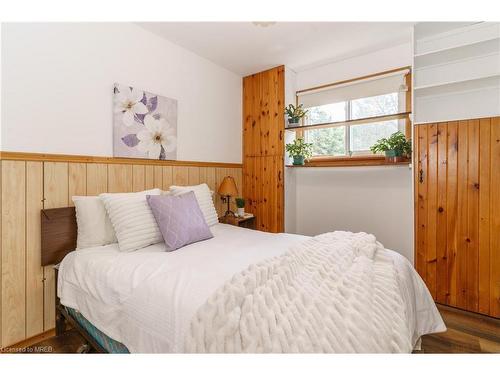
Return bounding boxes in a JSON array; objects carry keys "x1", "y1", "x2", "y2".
[
  {"x1": 242, "y1": 66, "x2": 285, "y2": 232},
  {"x1": 414, "y1": 117, "x2": 500, "y2": 318}
]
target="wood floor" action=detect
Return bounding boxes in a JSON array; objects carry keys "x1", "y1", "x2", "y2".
[
  {"x1": 3, "y1": 304, "x2": 499, "y2": 353},
  {"x1": 418, "y1": 304, "x2": 500, "y2": 353}
]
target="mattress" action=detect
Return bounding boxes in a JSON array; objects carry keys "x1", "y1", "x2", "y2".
[{"x1": 58, "y1": 223, "x2": 444, "y2": 353}]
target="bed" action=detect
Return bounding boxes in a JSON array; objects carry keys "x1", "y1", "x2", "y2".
[{"x1": 54, "y1": 222, "x2": 445, "y2": 353}]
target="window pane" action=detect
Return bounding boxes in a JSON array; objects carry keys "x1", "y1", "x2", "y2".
[
  {"x1": 306, "y1": 126, "x2": 346, "y2": 156},
  {"x1": 349, "y1": 120, "x2": 399, "y2": 153},
  {"x1": 351, "y1": 93, "x2": 398, "y2": 120},
  {"x1": 303, "y1": 102, "x2": 347, "y2": 126}
]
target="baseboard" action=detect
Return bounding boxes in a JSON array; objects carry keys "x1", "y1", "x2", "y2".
[{"x1": 1, "y1": 329, "x2": 56, "y2": 351}]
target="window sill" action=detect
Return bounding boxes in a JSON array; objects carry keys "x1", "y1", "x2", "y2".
[{"x1": 286, "y1": 156, "x2": 411, "y2": 168}]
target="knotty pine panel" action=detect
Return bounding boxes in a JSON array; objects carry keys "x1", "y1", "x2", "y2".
[
  {"x1": 490, "y1": 117, "x2": 500, "y2": 317},
  {"x1": 144, "y1": 165, "x2": 155, "y2": 190},
  {"x1": 107, "y1": 164, "x2": 132, "y2": 193},
  {"x1": 242, "y1": 66, "x2": 284, "y2": 233},
  {"x1": 478, "y1": 118, "x2": 491, "y2": 315},
  {"x1": 43, "y1": 162, "x2": 68, "y2": 331},
  {"x1": 446, "y1": 122, "x2": 459, "y2": 307},
  {"x1": 1, "y1": 161, "x2": 26, "y2": 347},
  {"x1": 415, "y1": 117, "x2": 500, "y2": 318},
  {"x1": 132, "y1": 165, "x2": 146, "y2": 192},
  {"x1": 26, "y1": 162, "x2": 44, "y2": 339},
  {"x1": 161, "y1": 166, "x2": 172, "y2": 190},
  {"x1": 68, "y1": 163, "x2": 87, "y2": 205},
  {"x1": 86, "y1": 163, "x2": 107, "y2": 195}
]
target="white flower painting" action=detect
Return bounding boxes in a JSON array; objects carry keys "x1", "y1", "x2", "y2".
[{"x1": 113, "y1": 84, "x2": 177, "y2": 160}]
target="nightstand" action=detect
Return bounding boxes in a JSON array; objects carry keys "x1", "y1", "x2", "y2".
[{"x1": 219, "y1": 215, "x2": 256, "y2": 230}]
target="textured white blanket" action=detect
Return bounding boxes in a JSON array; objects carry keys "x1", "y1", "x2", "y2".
[{"x1": 185, "y1": 231, "x2": 415, "y2": 353}]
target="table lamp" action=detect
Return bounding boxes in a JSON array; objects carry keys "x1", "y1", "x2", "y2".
[{"x1": 218, "y1": 176, "x2": 238, "y2": 217}]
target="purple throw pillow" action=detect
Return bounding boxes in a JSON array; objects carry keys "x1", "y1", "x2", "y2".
[{"x1": 146, "y1": 192, "x2": 213, "y2": 251}]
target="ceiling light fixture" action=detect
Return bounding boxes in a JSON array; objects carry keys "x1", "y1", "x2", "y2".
[{"x1": 252, "y1": 22, "x2": 277, "y2": 28}]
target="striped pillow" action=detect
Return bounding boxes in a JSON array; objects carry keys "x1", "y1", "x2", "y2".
[
  {"x1": 99, "y1": 189, "x2": 162, "y2": 252},
  {"x1": 169, "y1": 184, "x2": 219, "y2": 226}
]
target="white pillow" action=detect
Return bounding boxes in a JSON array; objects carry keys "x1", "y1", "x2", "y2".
[
  {"x1": 73, "y1": 196, "x2": 117, "y2": 249},
  {"x1": 99, "y1": 188, "x2": 162, "y2": 252},
  {"x1": 169, "y1": 183, "x2": 219, "y2": 226}
]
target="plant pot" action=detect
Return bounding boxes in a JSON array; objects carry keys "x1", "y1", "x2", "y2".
[
  {"x1": 236, "y1": 207, "x2": 245, "y2": 217},
  {"x1": 287, "y1": 117, "x2": 300, "y2": 125},
  {"x1": 293, "y1": 155, "x2": 305, "y2": 165},
  {"x1": 385, "y1": 149, "x2": 403, "y2": 163}
]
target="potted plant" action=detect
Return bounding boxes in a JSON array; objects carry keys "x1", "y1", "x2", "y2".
[
  {"x1": 370, "y1": 131, "x2": 412, "y2": 163},
  {"x1": 285, "y1": 138, "x2": 313, "y2": 166},
  {"x1": 235, "y1": 198, "x2": 245, "y2": 217},
  {"x1": 284, "y1": 104, "x2": 308, "y2": 126}
]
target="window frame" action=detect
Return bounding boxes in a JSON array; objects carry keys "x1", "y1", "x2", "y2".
[{"x1": 291, "y1": 67, "x2": 412, "y2": 167}]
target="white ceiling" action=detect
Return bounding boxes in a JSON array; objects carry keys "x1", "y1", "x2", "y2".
[{"x1": 137, "y1": 22, "x2": 414, "y2": 76}]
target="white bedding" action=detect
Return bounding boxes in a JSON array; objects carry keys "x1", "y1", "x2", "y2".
[{"x1": 58, "y1": 224, "x2": 445, "y2": 353}]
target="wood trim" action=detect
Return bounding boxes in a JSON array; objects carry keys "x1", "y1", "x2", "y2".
[
  {"x1": 287, "y1": 155, "x2": 411, "y2": 168},
  {"x1": 405, "y1": 71, "x2": 412, "y2": 139},
  {"x1": 1, "y1": 329, "x2": 56, "y2": 351},
  {"x1": 0, "y1": 151, "x2": 242, "y2": 168},
  {"x1": 436, "y1": 303, "x2": 500, "y2": 325},
  {"x1": 286, "y1": 112, "x2": 411, "y2": 132},
  {"x1": 296, "y1": 66, "x2": 412, "y2": 95}
]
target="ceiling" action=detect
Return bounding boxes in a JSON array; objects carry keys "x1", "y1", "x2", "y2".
[{"x1": 137, "y1": 22, "x2": 414, "y2": 76}]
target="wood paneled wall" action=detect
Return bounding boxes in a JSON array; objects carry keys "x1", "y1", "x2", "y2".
[
  {"x1": 0, "y1": 154, "x2": 242, "y2": 348},
  {"x1": 242, "y1": 66, "x2": 285, "y2": 232},
  {"x1": 414, "y1": 117, "x2": 500, "y2": 318}
]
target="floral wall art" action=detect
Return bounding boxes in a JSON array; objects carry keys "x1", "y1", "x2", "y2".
[{"x1": 113, "y1": 83, "x2": 177, "y2": 160}]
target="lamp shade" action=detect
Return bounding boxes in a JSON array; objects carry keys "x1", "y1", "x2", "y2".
[{"x1": 218, "y1": 176, "x2": 238, "y2": 197}]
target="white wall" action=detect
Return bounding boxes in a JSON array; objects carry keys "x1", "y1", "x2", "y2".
[
  {"x1": 289, "y1": 166, "x2": 413, "y2": 260},
  {"x1": 1, "y1": 23, "x2": 242, "y2": 163},
  {"x1": 284, "y1": 66, "x2": 298, "y2": 233},
  {"x1": 287, "y1": 43, "x2": 415, "y2": 262},
  {"x1": 296, "y1": 43, "x2": 412, "y2": 90}
]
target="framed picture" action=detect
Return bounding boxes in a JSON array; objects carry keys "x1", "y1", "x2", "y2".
[{"x1": 113, "y1": 83, "x2": 177, "y2": 160}]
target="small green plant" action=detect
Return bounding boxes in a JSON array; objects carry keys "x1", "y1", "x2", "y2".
[
  {"x1": 286, "y1": 138, "x2": 313, "y2": 159},
  {"x1": 370, "y1": 131, "x2": 412, "y2": 158},
  {"x1": 235, "y1": 198, "x2": 245, "y2": 208},
  {"x1": 284, "y1": 104, "x2": 308, "y2": 123}
]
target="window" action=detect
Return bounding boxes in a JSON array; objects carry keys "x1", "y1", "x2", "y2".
[{"x1": 294, "y1": 68, "x2": 411, "y2": 161}]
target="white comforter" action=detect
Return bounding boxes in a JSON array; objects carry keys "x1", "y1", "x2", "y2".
[{"x1": 58, "y1": 224, "x2": 445, "y2": 353}]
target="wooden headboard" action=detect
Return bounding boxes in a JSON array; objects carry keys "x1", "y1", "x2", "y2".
[{"x1": 41, "y1": 207, "x2": 77, "y2": 266}]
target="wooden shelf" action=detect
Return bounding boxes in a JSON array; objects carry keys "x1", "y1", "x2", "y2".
[{"x1": 286, "y1": 155, "x2": 411, "y2": 168}]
